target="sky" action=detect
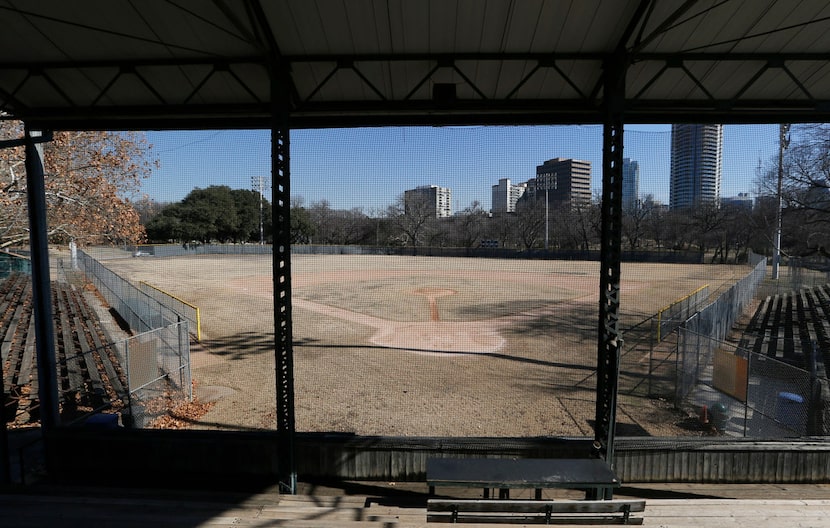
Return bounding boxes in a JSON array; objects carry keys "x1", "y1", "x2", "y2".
[{"x1": 142, "y1": 124, "x2": 781, "y2": 213}]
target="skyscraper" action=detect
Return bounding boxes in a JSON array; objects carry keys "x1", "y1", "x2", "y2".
[
  {"x1": 404, "y1": 185, "x2": 452, "y2": 218},
  {"x1": 670, "y1": 124, "x2": 723, "y2": 210},
  {"x1": 529, "y1": 158, "x2": 592, "y2": 210},
  {"x1": 491, "y1": 178, "x2": 527, "y2": 213},
  {"x1": 622, "y1": 158, "x2": 639, "y2": 210}
]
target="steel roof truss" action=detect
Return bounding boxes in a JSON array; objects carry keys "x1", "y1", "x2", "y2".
[
  {"x1": 782, "y1": 63, "x2": 817, "y2": 102},
  {"x1": 302, "y1": 63, "x2": 339, "y2": 103},
  {"x1": 1, "y1": 71, "x2": 32, "y2": 114},
  {"x1": 547, "y1": 60, "x2": 590, "y2": 101},
  {"x1": 451, "y1": 63, "x2": 487, "y2": 100},
  {"x1": 504, "y1": 62, "x2": 542, "y2": 100},
  {"x1": 89, "y1": 70, "x2": 122, "y2": 107},
  {"x1": 350, "y1": 62, "x2": 387, "y2": 101},
  {"x1": 129, "y1": 67, "x2": 168, "y2": 106},
  {"x1": 678, "y1": 63, "x2": 716, "y2": 101},
  {"x1": 403, "y1": 63, "x2": 441, "y2": 101}
]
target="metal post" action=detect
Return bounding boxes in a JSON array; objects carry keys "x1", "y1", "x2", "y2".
[
  {"x1": 0, "y1": 324, "x2": 8, "y2": 484},
  {"x1": 593, "y1": 55, "x2": 625, "y2": 485},
  {"x1": 24, "y1": 127, "x2": 60, "y2": 433},
  {"x1": 744, "y1": 352, "x2": 750, "y2": 436},
  {"x1": 273, "y1": 114, "x2": 297, "y2": 494}
]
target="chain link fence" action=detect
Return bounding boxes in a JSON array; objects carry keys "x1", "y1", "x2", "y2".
[
  {"x1": 677, "y1": 328, "x2": 822, "y2": 437},
  {"x1": 73, "y1": 249, "x2": 193, "y2": 427},
  {"x1": 619, "y1": 252, "x2": 766, "y2": 401},
  {"x1": 133, "y1": 243, "x2": 272, "y2": 257},
  {"x1": 121, "y1": 322, "x2": 192, "y2": 428},
  {"x1": 138, "y1": 281, "x2": 201, "y2": 341},
  {"x1": 675, "y1": 253, "x2": 767, "y2": 402},
  {"x1": 57, "y1": 322, "x2": 192, "y2": 428},
  {"x1": 77, "y1": 249, "x2": 181, "y2": 334},
  {"x1": 655, "y1": 285, "x2": 710, "y2": 342},
  {"x1": 0, "y1": 251, "x2": 30, "y2": 281}
]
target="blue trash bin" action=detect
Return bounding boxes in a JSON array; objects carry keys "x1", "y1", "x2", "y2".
[
  {"x1": 776, "y1": 391, "x2": 804, "y2": 429},
  {"x1": 84, "y1": 413, "x2": 120, "y2": 429}
]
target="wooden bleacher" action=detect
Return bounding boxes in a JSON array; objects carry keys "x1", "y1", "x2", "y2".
[
  {"x1": 743, "y1": 284, "x2": 830, "y2": 377},
  {"x1": 1, "y1": 272, "x2": 128, "y2": 426}
]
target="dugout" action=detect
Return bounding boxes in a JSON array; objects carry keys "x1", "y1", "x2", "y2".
[{"x1": 2, "y1": 1, "x2": 830, "y2": 492}]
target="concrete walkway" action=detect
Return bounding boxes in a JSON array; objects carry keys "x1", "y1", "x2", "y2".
[{"x1": 1, "y1": 482, "x2": 829, "y2": 527}]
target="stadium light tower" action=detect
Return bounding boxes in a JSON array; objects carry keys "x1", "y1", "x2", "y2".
[
  {"x1": 251, "y1": 175, "x2": 268, "y2": 245},
  {"x1": 772, "y1": 124, "x2": 790, "y2": 280}
]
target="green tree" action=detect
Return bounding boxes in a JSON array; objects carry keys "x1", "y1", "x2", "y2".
[
  {"x1": 232, "y1": 188, "x2": 271, "y2": 243},
  {"x1": 144, "y1": 185, "x2": 270, "y2": 243}
]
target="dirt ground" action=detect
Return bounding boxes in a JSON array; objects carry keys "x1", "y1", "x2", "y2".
[{"x1": 99, "y1": 252, "x2": 748, "y2": 437}]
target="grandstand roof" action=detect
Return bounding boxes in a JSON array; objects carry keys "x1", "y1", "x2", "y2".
[{"x1": 2, "y1": 0, "x2": 830, "y2": 129}]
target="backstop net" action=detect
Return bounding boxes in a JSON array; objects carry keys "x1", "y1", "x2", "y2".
[{"x1": 8, "y1": 124, "x2": 813, "y2": 440}]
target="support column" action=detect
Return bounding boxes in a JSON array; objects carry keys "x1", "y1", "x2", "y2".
[
  {"x1": 593, "y1": 57, "x2": 625, "y2": 487},
  {"x1": 272, "y1": 115, "x2": 296, "y2": 494},
  {"x1": 24, "y1": 126, "x2": 60, "y2": 433}
]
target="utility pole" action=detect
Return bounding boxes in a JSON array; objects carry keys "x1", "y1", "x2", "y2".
[{"x1": 772, "y1": 124, "x2": 790, "y2": 279}]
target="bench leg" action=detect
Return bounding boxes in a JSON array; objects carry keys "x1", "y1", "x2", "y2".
[
  {"x1": 585, "y1": 486, "x2": 613, "y2": 500},
  {"x1": 535, "y1": 488, "x2": 542, "y2": 500}
]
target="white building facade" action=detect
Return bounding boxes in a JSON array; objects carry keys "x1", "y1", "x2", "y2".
[
  {"x1": 670, "y1": 124, "x2": 723, "y2": 210},
  {"x1": 491, "y1": 178, "x2": 527, "y2": 213},
  {"x1": 404, "y1": 185, "x2": 453, "y2": 218}
]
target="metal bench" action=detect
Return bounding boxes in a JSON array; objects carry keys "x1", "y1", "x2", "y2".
[
  {"x1": 427, "y1": 457, "x2": 621, "y2": 500},
  {"x1": 427, "y1": 498, "x2": 646, "y2": 524}
]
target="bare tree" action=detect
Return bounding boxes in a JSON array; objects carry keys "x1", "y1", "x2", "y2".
[
  {"x1": 622, "y1": 203, "x2": 649, "y2": 250},
  {"x1": 308, "y1": 199, "x2": 337, "y2": 244},
  {"x1": 0, "y1": 121, "x2": 155, "y2": 248},
  {"x1": 452, "y1": 201, "x2": 488, "y2": 248},
  {"x1": 758, "y1": 124, "x2": 830, "y2": 257},
  {"x1": 386, "y1": 193, "x2": 436, "y2": 254},
  {"x1": 514, "y1": 197, "x2": 545, "y2": 250}
]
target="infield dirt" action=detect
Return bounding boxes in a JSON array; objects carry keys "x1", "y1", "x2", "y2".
[{"x1": 100, "y1": 253, "x2": 748, "y2": 437}]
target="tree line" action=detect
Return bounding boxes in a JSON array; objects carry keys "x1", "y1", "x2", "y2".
[
  {"x1": 1, "y1": 119, "x2": 828, "y2": 266},
  {"x1": 137, "y1": 183, "x2": 796, "y2": 265}
]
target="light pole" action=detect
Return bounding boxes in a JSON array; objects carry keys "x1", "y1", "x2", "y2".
[
  {"x1": 544, "y1": 172, "x2": 556, "y2": 251},
  {"x1": 251, "y1": 175, "x2": 268, "y2": 245},
  {"x1": 772, "y1": 124, "x2": 790, "y2": 279},
  {"x1": 545, "y1": 185, "x2": 549, "y2": 250}
]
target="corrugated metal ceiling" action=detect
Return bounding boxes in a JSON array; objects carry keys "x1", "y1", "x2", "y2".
[{"x1": 1, "y1": 0, "x2": 829, "y2": 128}]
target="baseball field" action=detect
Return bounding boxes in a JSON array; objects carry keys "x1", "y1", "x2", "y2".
[{"x1": 100, "y1": 252, "x2": 748, "y2": 437}]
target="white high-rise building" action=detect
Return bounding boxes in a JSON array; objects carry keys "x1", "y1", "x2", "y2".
[
  {"x1": 670, "y1": 124, "x2": 723, "y2": 210},
  {"x1": 404, "y1": 185, "x2": 452, "y2": 218},
  {"x1": 491, "y1": 178, "x2": 527, "y2": 213}
]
